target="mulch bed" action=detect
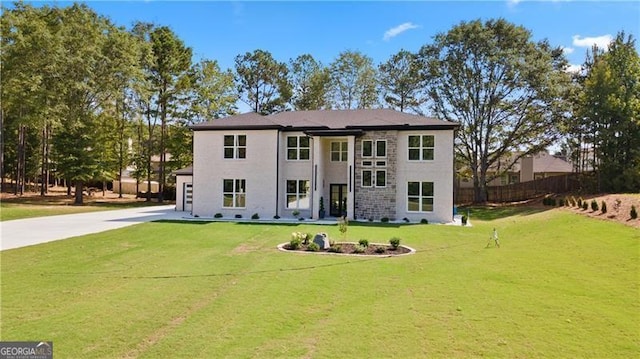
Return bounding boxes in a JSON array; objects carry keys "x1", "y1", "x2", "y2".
[{"x1": 283, "y1": 242, "x2": 412, "y2": 256}]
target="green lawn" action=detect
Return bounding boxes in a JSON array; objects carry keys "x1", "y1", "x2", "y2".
[
  {"x1": 0, "y1": 201, "x2": 163, "y2": 221},
  {"x1": 1, "y1": 208, "x2": 638, "y2": 358}
]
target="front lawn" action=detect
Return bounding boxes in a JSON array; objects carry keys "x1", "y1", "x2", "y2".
[
  {"x1": 1, "y1": 209, "x2": 637, "y2": 358},
  {"x1": 0, "y1": 200, "x2": 164, "y2": 221}
]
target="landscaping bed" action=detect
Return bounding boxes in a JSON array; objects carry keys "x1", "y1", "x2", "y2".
[{"x1": 279, "y1": 241, "x2": 413, "y2": 256}]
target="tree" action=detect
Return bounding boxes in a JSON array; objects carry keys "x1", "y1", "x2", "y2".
[
  {"x1": 378, "y1": 49, "x2": 428, "y2": 113},
  {"x1": 420, "y1": 19, "x2": 571, "y2": 203},
  {"x1": 188, "y1": 59, "x2": 237, "y2": 122},
  {"x1": 578, "y1": 32, "x2": 640, "y2": 192},
  {"x1": 328, "y1": 50, "x2": 378, "y2": 109},
  {"x1": 289, "y1": 54, "x2": 330, "y2": 110},
  {"x1": 235, "y1": 49, "x2": 291, "y2": 114},
  {"x1": 148, "y1": 26, "x2": 192, "y2": 203}
]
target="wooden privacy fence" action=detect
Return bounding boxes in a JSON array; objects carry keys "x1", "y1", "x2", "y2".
[{"x1": 455, "y1": 173, "x2": 594, "y2": 204}]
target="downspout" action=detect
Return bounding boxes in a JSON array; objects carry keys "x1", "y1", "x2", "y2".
[{"x1": 275, "y1": 131, "x2": 280, "y2": 217}]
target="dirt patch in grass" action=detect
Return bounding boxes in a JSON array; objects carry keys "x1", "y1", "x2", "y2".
[{"x1": 562, "y1": 193, "x2": 640, "y2": 229}]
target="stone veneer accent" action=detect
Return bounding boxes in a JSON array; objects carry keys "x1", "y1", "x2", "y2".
[{"x1": 354, "y1": 131, "x2": 397, "y2": 220}]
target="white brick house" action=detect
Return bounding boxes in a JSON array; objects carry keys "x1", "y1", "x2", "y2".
[{"x1": 184, "y1": 109, "x2": 459, "y2": 223}]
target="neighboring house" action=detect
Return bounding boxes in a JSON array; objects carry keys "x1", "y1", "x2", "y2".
[
  {"x1": 457, "y1": 151, "x2": 574, "y2": 188},
  {"x1": 182, "y1": 109, "x2": 459, "y2": 223}
]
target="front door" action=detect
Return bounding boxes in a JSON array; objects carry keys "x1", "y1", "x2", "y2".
[{"x1": 329, "y1": 184, "x2": 347, "y2": 217}]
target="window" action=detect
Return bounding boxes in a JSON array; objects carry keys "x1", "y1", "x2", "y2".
[
  {"x1": 286, "y1": 180, "x2": 310, "y2": 209},
  {"x1": 287, "y1": 136, "x2": 310, "y2": 160},
  {"x1": 331, "y1": 141, "x2": 348, "y2": 162},
  {"x1": 362, "y1": 140, "x2": 373, "y2": 158},
  {"x1": 362, "y1": 139, "x2": 386, "y2": 158},
  {"x1": 408, "y1": 135, "x2": 434, "y2": 161},
  {"x1": 223, "y1": 179, "x2": 246, "y2": 208},
  {"x1": 376, "y1": 140, "x2": 387, "y2": 158},
  {"x1": 407, "y1": 181, "x2": 434, "y2": 212},
  {"x1": 362, "y1": 169, "x2": 386, "y2": 188},
  {"x1": 224, "y1": 135, "x2": 246, "y2": 159}
]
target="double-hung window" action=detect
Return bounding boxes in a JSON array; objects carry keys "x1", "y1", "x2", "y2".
[
  {"x1": 286, "y1": 180, "x2": 310, "y2": 209},
  {"x1": 408, "y1": 135, "x2": 434, "y2": 161},
  {"x1": 331, "y1": 141, "x2": 348, "y2": 162},
  {"x1": 361, "y1": 139, "x2": 387, "y2": 188},
  {"x1": 223, "y1": 179, "x2": 246, "y2": 208},
  {"x1": 224, "y1": 135, "x2": 246, "y2": 159},
  {"x1": 407, "y1": 181, "x2": 434, "y2": 212},
  {"x1": 287, "y1": 136, "x2": 310, "y2": 160}
]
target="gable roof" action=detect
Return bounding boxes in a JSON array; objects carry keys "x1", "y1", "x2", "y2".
[
  {"x1": 531, "y1": 152, "x2": 573, "y2": 173},
  {"x1": 171, "y1": 166, "x2": 193, "y2": 176},
  {"x1": 191, "y1": 109, "x2": 458, "y2": 131}
]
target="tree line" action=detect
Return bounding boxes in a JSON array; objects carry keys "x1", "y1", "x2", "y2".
[{"x1": 1, "y1": 2, "x2": 638, "y2": 204}]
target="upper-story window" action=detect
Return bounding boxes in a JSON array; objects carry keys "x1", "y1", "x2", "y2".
[
  {"x1": 362, "y1": 140, "x2": 386, "y2": 158},
  {"x1": 408, "y1": 135, "x2": 434, "y2": 161},
  {"x1": 224, "y1": 135, "x2": 246, "y2": 159},
  {"x1": 287, "y1": 136, "x2": 310, "y2": 160},
  {"x1": 331, "y1": 141, "x2": 348, "y2": 162}
]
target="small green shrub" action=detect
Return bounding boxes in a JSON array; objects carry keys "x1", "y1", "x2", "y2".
[
  {"x1": 403, "y1": 217, "x2": 410, "y2": 223},
  {"x1": 558, "y1": 198, "x2": 565, "y2": 206},
  {"x1": 235, "y1": 214, "x2": 242, "y2": 219},
  {"x1": 550, "y1": 198, "x2": 557, "y2": 206},
  {"x1": 307, "y1": 242, "x2": 320, "y2": 252},
  {"x1": 381, "y1": 217, "x2": 389, "y2": 223},
  {"x1": 328, "y1": 245, "x2": 342, "y2": 253},
  {"x1": 578, "y1": 197, "x2": 583, "y2": 207},
  {"x1": 273, "y1": 215, "x2": 280, "y2": 219},
  {"x1": 214, "y1": 213, "x2": 223, "y2": 218},
  {"x1": 389, "y1": 237, "x2": 401, "y2": 249},
  {"x1": 306, "y1": 233, "x2": 314, "y2": 245},
  {"x1": 292, "y1": 210, "x2": 300, "y2": 217},
  {"x1": 420, "y1": 218, "x2": 429, "y2": 224},
  {"x1": 251, "y1": 213, "x2": 260, "y2": 220},
  {"x1": 631, "y1": 205, "x2": 638, "y2": 219},
  {"x1": 461, "y1": 215, "x2": 468, "y2": 225},
  {"x1": 353, "y1": 245, "x2": 366, "y2": 254},
  {"x1": 375, "y1": 246, "x2": 386, "y2": 254},
  {"x1": 591, "y1": 199, "x2": 598, "y2": 211},
  {"x1": 289, "y1": 238, "x2": 301, "y2": 250},
  {"x1": 358, "y1": 239, "x2": 369, "y2": 247},
  {"x1": 298, "y1": 217, "x2": 305, "y2": 221},
  {"x1": 601, "y1": 201, "x2": 607, "y2": 214},
  {"x1": 582, "y1": 202, "x2": 588, "y2": 210}
]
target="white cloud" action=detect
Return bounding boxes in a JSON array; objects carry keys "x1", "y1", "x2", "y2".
[
  {"x1": 572, "y1": 34, "x2": 613, "y2": 50},
  {"x1": 565, "y1": 64, "x2": 582, "y2": 73},
  {"x1": 383, "y1": 22, "x2": 420, "y2": 41},
  {"x1": 507, "y1": 0, "x2": 522, "y2": 7},
  {"x1": 562, "y1": 47, "x2": 575, "y2": 55}
]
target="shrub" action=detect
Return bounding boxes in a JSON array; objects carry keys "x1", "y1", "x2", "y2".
[
  {"x1": 381, "y1": 217, "x2": 390, "y2": 223},
  {"x1": 251, "y1": 213, "x2": 260, "y2": 220},
  {"x1": 368, "y1": 217, "x2": 374, "y2": 222},
  {"x1": 420, "y1": 218, "x2": 429, "y2": 224},
  {"x1": 389, "y1": 237, "x2": 401, "y2": 249},
  {"x1": 570, "y1": 196, "x2": 577, "y2": 207},
  {"x1": 631, "y1": 205, "x2": 638, "y2": 219},
  {"x1": 307, "y1": 242, "x2": 320, "y2": 252},
  {"x1": 578, "y1": 197, "x2": 583, "y2": 207},
  {"x1": 558, "y1": 198, "x2": 565, "y2": 206},
  {"x1": 273, "y1": 215, "x2": 280, "y2": 219},
  {"x1": 461, "y1": 215, "x2": 468, "y2": 226},
  {"x1": 550, "y1": 197, "x2": 557, "y2": 206},
  {"x1": 353, "y1": 245, "x2": 366, "y2": 254},
  {"x1": 542, "y1": 197, "x2": 549, "y2": 206},
  {"x1": 338, "y1": 216, "x2": 348, "y2": 240},
  {"x1": 292, "y1": 210, "x2": 300, "y2": 217},
  {"x1": 375, "y1": 246, "x2": 386, "y2": 254},
  {"x1": 591, "y1": 199, "x2": 598, "y2": 212},
  {"x1": 235, "y1": 214, "x2": 242, "y2": 219},
  {"x1": 298, "y1": 217, "x2": 305, "y2": 221},
  {"x1": 601, "y1": 201, "x2": 607, "y2": 214},
  {"x1": 582, "y1": 202, "x2": 588, "y2": 210},
  {"x1": 358, "y1": 239, "x2": 369, "y2": 247},
  {"x1": 403, "y1": 217, "x2": 410, "y2": 223},
  {"x1": 214, "y1": 213, "x2": 223, "y2": 218},
  {"x1": 289, "y1": 238, "x2": 301, "y2": 250},
  {"x1": 328, "y1": 245, "x2": 342, "y2": 253},
  {"x1": 306, "y1": 233, "x2": 314, "y2": 245}
]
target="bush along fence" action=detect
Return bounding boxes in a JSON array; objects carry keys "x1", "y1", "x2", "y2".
[{"x1": 455, "y1": 173, "x2": 598, "y2": 204}]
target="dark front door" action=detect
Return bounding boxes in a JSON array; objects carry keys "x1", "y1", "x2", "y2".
[{"x1": 330, "y1": 184, "x2": 347, "y2": 217}]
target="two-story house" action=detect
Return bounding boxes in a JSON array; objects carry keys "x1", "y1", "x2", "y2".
[{"x1": 179, "y1": 109, "x2": 458, "y2": 223}]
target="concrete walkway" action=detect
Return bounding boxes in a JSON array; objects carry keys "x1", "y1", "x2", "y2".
[{"x1": 0, "y1": 205, "x2": 185, "y2": 251}]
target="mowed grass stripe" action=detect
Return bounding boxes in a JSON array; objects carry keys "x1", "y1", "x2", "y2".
[{"x1": 1, "y1": 209, "x2": 638, "y2": 358}]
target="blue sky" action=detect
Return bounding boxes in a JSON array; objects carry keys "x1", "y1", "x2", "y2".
[{"x1": 36, "y1": 0, "x2": 639, "y2": 73}]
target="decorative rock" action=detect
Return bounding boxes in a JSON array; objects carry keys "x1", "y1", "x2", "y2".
[{"x1": 313, "y1": 233, "x2": 330, "y2": 250}]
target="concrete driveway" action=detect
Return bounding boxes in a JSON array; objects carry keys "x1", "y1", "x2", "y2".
[{"x1": 0, "y1": 205, "x2": 186, "y2": 251}]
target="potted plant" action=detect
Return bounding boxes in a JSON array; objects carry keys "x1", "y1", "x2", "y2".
[{"x1": 319, "y1": 197, "x2": 326, "y2": 219}]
